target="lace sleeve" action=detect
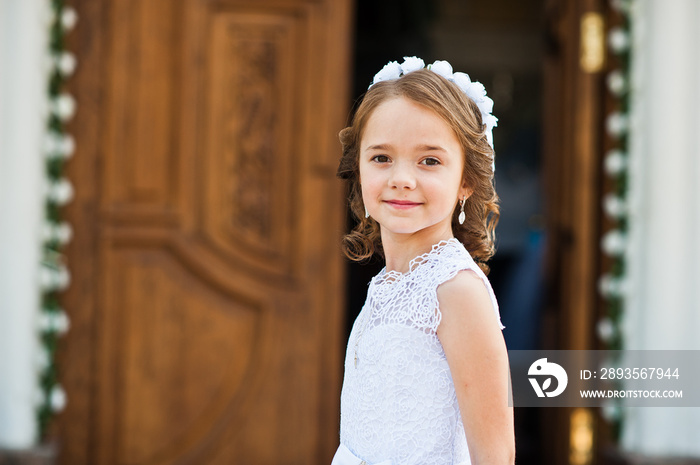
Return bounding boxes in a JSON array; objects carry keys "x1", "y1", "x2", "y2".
[{"x1": 426, "y1": 245, "x2": 504, "y2": 331}]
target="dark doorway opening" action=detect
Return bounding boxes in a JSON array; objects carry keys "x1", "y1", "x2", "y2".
[{"x1": 342, "y1": 1, "x2": 548, "y2": 463}]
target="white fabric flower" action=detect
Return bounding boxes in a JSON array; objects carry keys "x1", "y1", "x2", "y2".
[
  {"x1": 45, "y1": 132, "x2": 75, "y2": 159},
  {"x1": 52, "y1": 93, "x2": 76, "y2": 121},
  {"x1": 607, "y1": 70, "x2": 626, "y2": 96},
  {"x1": 47, "y1": 178, "x2": 74, "y2": 205},
  {"x1": 483, "y1": 113, "x2": 498, "y2": 130},
  {"x1": 598, "y1": 273, "x2": 626, "y2": 298},
  {"x1": 429, "y1": 60, "x2": 453, "y2": 80},
  {"x1": 596, "y1": 317, "x2": 615, "y2": 342},
  {"x1": 400, "y1": 56, "x2": 425, "y2": 75},
  {"x1": 59, "y1": 133, "x2": 76, "y2": 158},
  {"x1": 55, "y1": 265, "x2": 71, "y2": 290},
  {"x1": 606, "y1": 112, "x2": 628, "y2": 137},
  {"x1": 372, "y1": 61, "x2": 402, "y2": 86},
  {"x1": 464, "y1": 81, "x2": 487, "y2": 105},
  {"x1": 39, "y1": 262, "x2": 71, "y2": 291},
  {"x1": 608, "y1": 27, "x2": 630, "y2": 53},
  {"x1": 601, "y1": 229, "x2": 626, "y2": 256},
  {"x1": 603, "y1": 194, "x2": 626, "y2": 219},
  {"x1": 39, "y1": 310, "x2": 71, "y2": 335},
  {"x1": 604, "y1": 149, "x2": 627, "y2": 175},
  {"x1": 479, "y1": 96, "x2": 495, "y2": 116},
  {"x1": 55, "y1": 52, "x2": 77, "y2": 76},
  {"x1": 50, "y1": 385, "x2": 67, "y2": 413},
  {"x1": 55, "y1": 222, "x2": 73, "y2": 244},
  {"x1": 450, "y1": 72, "x2": 471, "y2": 93},
  {"x1": 43, "y1": 220, "x2": 73, "y2": 245},
  {"x1": 61, "y1": 7, "x2": 78, "y2": 31}
]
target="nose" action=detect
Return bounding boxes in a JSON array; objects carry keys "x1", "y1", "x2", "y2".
[{"x1": 388, "y1": 161, "x2": 416, "y2": 190}]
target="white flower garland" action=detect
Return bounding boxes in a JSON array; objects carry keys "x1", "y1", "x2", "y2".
[
  {"x1": 598, "y1": 0, "x2": 635, "y2": 435},
  {"x1": 37, "y1": 0, "x2": 77, "y2": 439},
  {"x1": 369, "y1": 57, "x2": 498, "y2": 159}
]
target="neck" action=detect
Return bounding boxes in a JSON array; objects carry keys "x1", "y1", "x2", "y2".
[{"x1": 381, "y1": 225, "x2": 454, "y2": 273}]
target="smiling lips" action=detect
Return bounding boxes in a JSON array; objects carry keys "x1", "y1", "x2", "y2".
[{"x1": 384, "y1": 199, "x2": 422, "y2": 210}]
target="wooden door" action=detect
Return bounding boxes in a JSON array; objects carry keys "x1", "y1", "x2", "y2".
[{"x1": 59, "y1": 1, "x2": 352, "y2": 464}]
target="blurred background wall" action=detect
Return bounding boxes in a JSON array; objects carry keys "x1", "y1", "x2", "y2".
[{"x1": 0, "y1": 0, "x2": 50, "y2": 450}]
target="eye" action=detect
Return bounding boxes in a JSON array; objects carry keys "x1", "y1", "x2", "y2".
[
  {"x1": 371, "y1": 154, "x2": 390, "y2": 163},
  {"x1": 420, "y1": 157, "x2": 441, "y2": 166}
]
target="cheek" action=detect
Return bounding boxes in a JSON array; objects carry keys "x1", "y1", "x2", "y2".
[
  {"x1": 359, "y1": 163, "x2": 379, "y2": 195},
  {"x1": 424, "y1": 176, "x2": 462, "y2": 210}
]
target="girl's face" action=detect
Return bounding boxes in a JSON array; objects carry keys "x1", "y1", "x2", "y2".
[{"x1": 359, "y1": 97, "x2": 469, "y2": 242}]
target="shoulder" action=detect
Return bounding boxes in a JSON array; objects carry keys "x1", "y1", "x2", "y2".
[
  {"x1": 437, "y1": 268, "x2": 487, "y2": 300},
  {"x1": 419, "y1": 239, "x2": 474, "y2": 285},
  {"x1": 436, "y1": 269, "x2": 501, "y2": 336}
]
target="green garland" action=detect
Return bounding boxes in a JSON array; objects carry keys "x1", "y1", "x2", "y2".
[
  {"x1": 598, "y1": 0, "x2": 634, "y2": 438},
  {"x1": 37, "y1": 0, "x2": 77, "y2": 440}
]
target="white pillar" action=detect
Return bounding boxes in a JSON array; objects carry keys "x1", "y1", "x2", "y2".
[
  {"x1": 0, "y1": 0, "x2": 50, "y2": 449},
  {"x1": 623, "y1": 0, "x2": 700, "y2": 456}
]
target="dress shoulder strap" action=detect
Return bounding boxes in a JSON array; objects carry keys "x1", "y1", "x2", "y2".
[{"x1": 415, "y1": 239, "x2": 504, "y2": 331}]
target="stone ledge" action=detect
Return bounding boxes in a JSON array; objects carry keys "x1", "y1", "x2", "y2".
[{"x1": 0, "y1": 444, "x2": 56, "y2": 465}]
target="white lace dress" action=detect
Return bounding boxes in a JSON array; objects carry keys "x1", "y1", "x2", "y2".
[{"x1": 336, "y1": 238, "x2": 503, "y2": 465}]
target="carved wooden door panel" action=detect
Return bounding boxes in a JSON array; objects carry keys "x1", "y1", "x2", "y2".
[{"x1": 59, "y1": 1, "x2": 352, "y2": 464}]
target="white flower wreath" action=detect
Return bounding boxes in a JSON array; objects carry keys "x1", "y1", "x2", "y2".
[{"x1": 369, "y1": 56, "x2": 498, "y2": 152}]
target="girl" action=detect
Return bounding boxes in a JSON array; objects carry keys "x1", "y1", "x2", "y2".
[{"x1": 332, "y1": 57, "x2": 515, "y2": 465}]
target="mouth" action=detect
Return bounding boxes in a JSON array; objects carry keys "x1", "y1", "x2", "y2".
[{"x1": 384, "y1": 200, "x2": 422, "y2": 210}]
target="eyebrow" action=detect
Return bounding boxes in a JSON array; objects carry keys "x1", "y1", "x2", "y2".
[
  {"x1": 364, "y1": 143, "x2": 447, "y2": 152},
  {"x1": 365, "y1": 144, "x2": 391, "y2": 151}
]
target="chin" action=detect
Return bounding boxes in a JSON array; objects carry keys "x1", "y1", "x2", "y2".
[{"x1": 381, "y1": 222, "x2": 431, "y2": 236}]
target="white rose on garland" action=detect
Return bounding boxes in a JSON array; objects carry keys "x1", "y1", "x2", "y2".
[
  {"x1": 604, "y1": 149, "x2": 627, "y2": 175},
  {"x1": 608, "y1": 27, "x2": 630, "y2": 53},
  {"x1": 45, "y1": 132, "x2": 75, "y2": 159},
  {"x1": 428, "y1": 60, "x2": 453, "y2": 79},
  {"x1": 61, "y1": 7, "x2": 78, "y2": 31},
  {"x1": 601, "y1": 229, "x2": 627, "y2": 256},
  {"x1": 603, "y1": 194, "x2": 626, "y2": 219},
  {"x1": 39, "y1": 309, "x2": 71, "y2": 335},
  {"x1": 39, "y1": 262, "x2": 71, "y2": 291},
  {"x1": 50, "y1": 385, "x2": 67, "y2": 413},
  {"x1": 607, "y1": 70, "x2": 627, "y2": 96},
  {"x1": 450, "y1": 72, "x2": 471, "y2": 93},
  {"x1": 47, "y1": 178, "x2": 74, "y2": 205},
  {"x1": 371, "y1": 61, "x2": 402, "y2": 85},
  {"x1": 598, "y1": 273, "x2": 627, "y2": 298},
  {"x1": 51, "y1": 93, "x2": 76, "y2": 121},
  {"x1": 55, "y1": 51, "x2": 77, "y2": 76},
  {"x1": 606, "y1": 112, "x2": 628, "y2": 137},
  {"x1": 596, "y1": 317, "x2": 616, "y2": 342},
  {"x1": 400, "y1": 56, "x2": 425, "y2": 74}
]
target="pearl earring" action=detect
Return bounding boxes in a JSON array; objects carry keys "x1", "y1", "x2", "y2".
[
  {"x1": 458, "y1": 197, "x2": 466, "y2": 225},
  {"x1": 365, "y1": 206, "x2": 370, "y2": 218}
]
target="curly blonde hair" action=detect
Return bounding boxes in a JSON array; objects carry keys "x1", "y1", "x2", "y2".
[{"x1": 337, "y1": 69, "x2": 499, "y2": 274}]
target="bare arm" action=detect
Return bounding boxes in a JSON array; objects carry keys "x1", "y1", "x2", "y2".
[{"x1": 436, "y1": 270, "x2": 515, "y2": 465}]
